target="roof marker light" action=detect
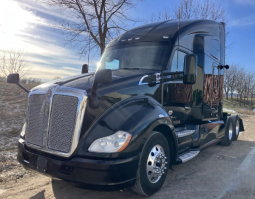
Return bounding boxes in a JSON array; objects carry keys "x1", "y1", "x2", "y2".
[
  {"x1": 163, "y1": 36, "x2": 169, "y2": 39},
  {"x1": 121, "y1": 40, "x2": 126, "y2": 42},
  {"x1": 128, "y1": 38, "x2": 132, "y2": 41},
  {"x1": 135, "y1": 37, "x2": 140, "y2": 40}
]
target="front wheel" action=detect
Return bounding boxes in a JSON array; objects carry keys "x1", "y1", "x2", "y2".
[{"x1": 132, "y1": 131, "x2": 170, "y2": 196}]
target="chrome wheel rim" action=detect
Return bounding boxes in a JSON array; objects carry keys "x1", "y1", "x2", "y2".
[
  {"x1": 229, "y1": 122, "x2": 233, "y2": 140},
  {"x1": 146, "y1": 145, "x2": 167, "y2": 183},
  {"x1": 236, "y1": 119, "x2": 239, "y2": 136}
]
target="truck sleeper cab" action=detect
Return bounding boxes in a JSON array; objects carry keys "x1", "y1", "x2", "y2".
[{"x1": 8, "y1": 19, "x2": 244, "y2": 196}]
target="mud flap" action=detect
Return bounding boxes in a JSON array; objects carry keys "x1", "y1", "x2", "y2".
[{"x1": 239, "y1": 118, "x2": 245, "y2": 132}]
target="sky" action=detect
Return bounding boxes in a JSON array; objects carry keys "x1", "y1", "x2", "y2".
[{"x1": 0, "y1": 0, "x2": 254, "y2": 81}]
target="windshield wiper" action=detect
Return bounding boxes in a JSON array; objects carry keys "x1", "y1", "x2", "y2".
[{"x1": 122, "y1": 67, "x2": 140, "y2": 70}]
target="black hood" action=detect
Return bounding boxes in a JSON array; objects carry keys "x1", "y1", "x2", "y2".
[{"x1": 54, "y1": 69, "x2": 158, "y2": 93}]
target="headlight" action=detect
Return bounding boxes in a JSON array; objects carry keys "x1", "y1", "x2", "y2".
[
  {"x1": 20, "y1": 123, "x2": 26, "y2": 138},
  {"x1": 88, "y1": 131, "x2": 132, "y2": 153}
]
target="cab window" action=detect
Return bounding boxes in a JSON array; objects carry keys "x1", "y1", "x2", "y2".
[
  {"x1": 105, "y1": 58, "x2": 119, "y2": 70},
  {"x1": 168, "y1": 50, "x2": 187, "y2": 72}
]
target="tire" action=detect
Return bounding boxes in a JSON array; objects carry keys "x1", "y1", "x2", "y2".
[
  {"x1": 232, "y1": 115, "x2": 240, "y2": 141},
  {"x1": 131, "y1": 131, "x2": 170, "y2": 196},
  {"x1": 221, "y1": 117, "x2": 233, "y2": 146}
]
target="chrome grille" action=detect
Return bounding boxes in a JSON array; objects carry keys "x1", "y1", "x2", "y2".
[
  {"x1": 26, "y1": 94, "x2": 47, "y2": 147},
  {"x1": 25, "y1": 84, "x2": 87, "y2": 157},
  {"x1": 47, "y1": 95, "x2": 78, "y2": 153}
]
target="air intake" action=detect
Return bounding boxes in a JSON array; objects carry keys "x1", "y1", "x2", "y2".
[
  {"x1": 26, "y1": 94, "x2": 47, "y2": 147},
  {"x1": 47, "y1": 95, "x2": 78, "y2": 153}
]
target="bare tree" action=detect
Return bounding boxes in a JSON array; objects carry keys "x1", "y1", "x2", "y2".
[
  {"x1": 0, "y1": 75, "x2": 6, "y2": 82},
  {"x1": 20, "y1": 77, "x2": 42, "y2": 84},
  {"x1": 224, "y1": 68, "x2": 231, "y2": 100},
  {"x1": 0, "y1": 49, "x2": 31, "y2": 78},
  {"x1": 173, "y1": 0, "x2": 226, "y2": 21},
  {"x1": 39, "y1": 0, "x2": 138, "y2": 56},
  {"x1": 227, "y1": 64, "x2": 238, "y2": 100},
  {"x1": 235, "y1": 67, "x2": 248, "y2": 107},
  {"x1": 250, "y1": 75, "x2": 255, "y2": 105},
  {"x1": 245, "y1": 72, "x2": 255, "y2": 105},
  {"x1": 146, "y1": 0, "x2": 226, "y2": 23},
  {"x1": 145, "y1": 0, "x2": 231, "y2": 57}
]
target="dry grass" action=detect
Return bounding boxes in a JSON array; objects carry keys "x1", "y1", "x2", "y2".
[
  {"x1": 235, "y1": 108, "x2": 255, "y2": 116},
  {"x1": 223, "y1": 98, "x2": 255, "y2": 115},
  {"x1": 0, "y1": 82, "x2": 38, "y2": 151}
]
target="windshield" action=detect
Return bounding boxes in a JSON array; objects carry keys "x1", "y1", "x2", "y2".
[{"x1": 98, "y1": 42, "x2": 169, "y2": 71}]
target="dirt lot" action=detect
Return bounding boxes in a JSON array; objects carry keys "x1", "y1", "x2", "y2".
[{"x1": 0, "y1": 82, "x2": 255, "y2": 199}]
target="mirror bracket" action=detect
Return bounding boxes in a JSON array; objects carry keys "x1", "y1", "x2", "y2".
[
  {"x1": 88, "y1": 83, "x2": 99, "y2": 109},
  {"x1": 16, "y1": 83, "x2": 30, "y2": 93},
  {"x1": 88, "y1": 69, "x2": 112, "y2": 109}
]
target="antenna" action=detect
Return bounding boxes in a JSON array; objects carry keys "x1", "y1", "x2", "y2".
[
  {"x1": 88, "y1": 28, "x2": 91, "y2": 67},
  {"x1": 177, "y1": 7, "x2": 180, "y2": 71}
]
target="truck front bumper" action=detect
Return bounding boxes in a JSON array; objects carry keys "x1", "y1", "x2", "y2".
[{"x1": 17, "y1": 140, "x2": 139, "y2": 191}]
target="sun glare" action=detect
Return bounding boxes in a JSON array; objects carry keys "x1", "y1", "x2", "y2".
[
  {"x1": 0, "y1": 0, "x2": 42, "y2": 49},
  {"x1": 1, "y1": 0, "x2": 31, "y2": 34}
]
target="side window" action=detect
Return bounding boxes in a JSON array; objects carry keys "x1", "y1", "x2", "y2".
[
  {"x1": 105, "y1": 58, "x2": 119, "y2": 70},
  {"x1": 211, "y1": 39, "x2": 220, "y2": 51},
  {"x1": 169, "y1": 50, "x2": 187, "y2": 72}
]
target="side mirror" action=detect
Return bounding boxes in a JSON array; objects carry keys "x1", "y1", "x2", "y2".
[
  {"x1": 7, "y1": 73, "x2": 19, "y2": 84},
  {"x1": 183, "y1": 54, "x2": 197, "y2": 84},
  {"x1": 7, "y1": 73, "x2": 30, "y2": 93},
  {"x1": 94, "y1": 69, "x2": 112, "y2": 84},
  {"x1": 82, "y1": 64, "x2": 88, "y2": 74}
]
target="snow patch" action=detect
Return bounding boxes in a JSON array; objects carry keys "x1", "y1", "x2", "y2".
[{"x1": 223, "y1": 108, "x2": 236, "y2": 113}]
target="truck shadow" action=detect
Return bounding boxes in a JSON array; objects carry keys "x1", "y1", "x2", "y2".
[{"x1": 52, "y1": 140, "x2": 255, "y2": 199}]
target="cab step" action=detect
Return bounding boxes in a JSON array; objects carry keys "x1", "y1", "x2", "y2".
[
  {"x1": 179, "y1": 150, "x2": 200, "y2": 163},
  {"x1": 176, "y1": 130, "x2": 195, "y2": 138}
]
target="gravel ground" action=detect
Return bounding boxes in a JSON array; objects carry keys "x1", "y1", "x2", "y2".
[{"x1": 0, "y1": 115, "x2": 254, "y2": 199}]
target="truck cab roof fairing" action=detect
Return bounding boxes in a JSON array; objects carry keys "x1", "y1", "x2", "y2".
[{"x1": 107, "y1": 19, "x2": 222, "y2": 48}]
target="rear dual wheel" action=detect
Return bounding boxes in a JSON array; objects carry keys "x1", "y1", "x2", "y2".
[
  {"x1": 221, "y1": 117, "x2": 233, "y2": 146},
  {"x1": 132, "y1": 131, "x2": 170, "y2": 196},
  {"x1": 221, "y1": 115, "x2": 240, "y2": 146}
]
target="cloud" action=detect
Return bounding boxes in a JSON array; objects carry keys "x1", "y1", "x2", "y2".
[
  {"x1": 0, "y1": 0, "x2": 97, "y2": 81},
  {"x1": 17, "y1": 0, "x2": 82, "y2": 25},
  {"x1": 0, "y1": 0, "x2": 46, "y2": 36},
  {"x1": 228, "y1": 14, "x2": 255, "y2": 27},
  {"x1": 235, "y1": 0, "x2": 255, "y2": 5},
  {"x1": 61, "y1": 67, "x2": 81, "y2": 71},
  {"x1": 29, "y1": 65, "x2": 80, "y2": 81}
]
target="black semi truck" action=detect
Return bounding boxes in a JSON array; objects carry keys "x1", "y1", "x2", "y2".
[{"x1": 7, "y1": 19, "x2": 244, "y2": 196}]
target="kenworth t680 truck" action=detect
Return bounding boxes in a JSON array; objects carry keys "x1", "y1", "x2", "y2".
[{"x1": 7, "y1": 19, "x2": 244, "y2": 196}]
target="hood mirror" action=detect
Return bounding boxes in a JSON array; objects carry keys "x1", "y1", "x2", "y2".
[
  {"x1": 7, "y1": 73, "x2": 20, "y2": 84},
  {"x1": 7, "y1": 73, "x2": 30, "y2": 93},
  {"x1": 89, "y1": 69, "x2": 112, "y2": 109},
  {"x1": 94, "y1": 69, "x2": 112, "y2": 84},
  {"x1": 82, "y1": 64, "x2": 88, "y2": 74}
]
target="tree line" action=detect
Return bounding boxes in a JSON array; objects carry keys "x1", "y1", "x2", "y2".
[{"x1": 224, "y1": 64, "x2": 255, "y2": 107}]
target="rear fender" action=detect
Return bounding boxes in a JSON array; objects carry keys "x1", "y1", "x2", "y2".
[{"x1": 76, "y1": 97, "x2": 177, "y2": 159}]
